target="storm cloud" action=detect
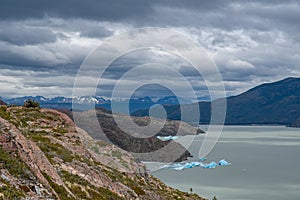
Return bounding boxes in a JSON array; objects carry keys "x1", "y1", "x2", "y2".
[{"x1": 0, "y1": 0, "x2": 299, "y2": 99}]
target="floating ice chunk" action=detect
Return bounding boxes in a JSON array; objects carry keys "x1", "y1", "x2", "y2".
[
  {"x1": 160, "y1": 163, "x2": 182, "y2": 169},
  {"x1": 156, "y1": 135, "x2": 179, "y2": 141},
  {"x1": 174, "y1": 162, "x2": 200, "y2": 170},
  {"x1": 174, "y1": 166, "x2": 185, "y2": 170},
  {"x1": 159, "y1": 164, "x2": 172, "y2": 169},
  {"x1": 201, "y1": 161, "x2": 217, "y2": 169},
  {"x1": 160, "y1": 161, "x2": 201, "y2": 170},
  {"x1": 159, "y1": 159, "x2": 230, "y2": 171},
  {"x1": 183, "y1": 162, "x2": 201, "y2": 169},
  {"x1": 199, "y1": 157, "x2": 207, "y2": 161},
  {"x1": 218, "y1": 159, "x2": 231, "y2": 166}
]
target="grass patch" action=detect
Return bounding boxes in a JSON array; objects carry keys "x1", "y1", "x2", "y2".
[
  {"x1": 111, "y1": 150, "x2": 123, "y2": 159},
  {"x1": 130, "y1": 185, "x2": 145, "y2": 195},
  {"x1": 60, "y1": 170, "x2": 89, "y2": 186},
  {"x1": 0, "y1": 147, "x2": 32, "y2": 179},
  {"x1": 0, "y1": 184, "x2": 25, "y2": 199},
  {"x1": 96, "y1": 140, "x2": 109, "y2": 147},
  {"x1": 0, "y1": 106, "x2": 12, "y2": 121},
  {"x1": 69, "y1": 184, "x2": 87, "y2": 199},
  {"x1": 102, "y1": 168, "x2": 145, "y2": 196},
  {"x1": 88, "y1": 187, "x2": 122, "y2": 200},
  {"x1": 42, "y1": 172, "x2": 73, "y2": 200},
  {"x1": 60, "y1": 170, "x2": 122, "y2": 199},
  {"x1": 52, "y1": 127, "x2": 68, "y2": 134},
  {"x1": 29, "y1": 134, "x2": 73, "y2": 162}
]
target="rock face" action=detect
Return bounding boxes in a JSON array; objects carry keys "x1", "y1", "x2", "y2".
[{"x1": 0, "y1": 106, "x2": 206, "y2": 200}]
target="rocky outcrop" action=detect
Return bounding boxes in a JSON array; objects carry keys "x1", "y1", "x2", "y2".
[{"x1": 0, "y1": 106, "x2": 206, "y2": 200}]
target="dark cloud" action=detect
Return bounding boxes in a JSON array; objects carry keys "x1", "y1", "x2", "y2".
[
  {"x1": 0, "y1": 0, "x2": 295, "y2": 28},
  {"x1": 80, "y1": 27, "x2": 113, "y2": 38},
  {"x1": 0, "y1": 0, "x2": 299, "y2": 98},
  {"x1": 0, "y1": 0, "x2": 155, "y2": 22},
  {"x1": 0, "y1": 25, "x2": 57, "y2": 45}
]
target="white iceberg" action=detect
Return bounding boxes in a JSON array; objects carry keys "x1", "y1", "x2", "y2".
[
  {"x1": 156, "y1": 135, "x2": 179, "y2": 141},
  {"x1": 174, "y1": 166, "x2": 185, "y2": 170}
]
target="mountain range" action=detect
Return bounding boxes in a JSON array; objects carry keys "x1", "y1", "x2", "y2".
[
  {"x1": 133, "y1": 77, "x2": 300, "y2": 127},
  {"x1": 1, "y1": 95, "x2": 191, "y2": 113},
  {"x1": 2, "y1": 77, "x2": 300, "y2": 127}
]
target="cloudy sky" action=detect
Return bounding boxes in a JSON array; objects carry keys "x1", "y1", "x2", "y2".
[{"x1": 0, "y1": 0, "x2": 300, "y2": 100}]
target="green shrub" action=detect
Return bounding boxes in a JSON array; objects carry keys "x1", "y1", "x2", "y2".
[
  {"x1": 130, "y1": 186, "x2": 145, "y2": 195},
  {"x1": 0, "y1": 106, "x2": 11, "y2": 120},
  {"x1": 23, "y1": 99, "x2": 40, "y2": 108},
  {"x1": 0, "y1": 185, "x2": 25, "y2": 199}
]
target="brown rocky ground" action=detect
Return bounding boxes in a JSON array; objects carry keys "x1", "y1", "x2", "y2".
[{"x1": 0, "y1": 105, "x2": 206, "y2": 200}]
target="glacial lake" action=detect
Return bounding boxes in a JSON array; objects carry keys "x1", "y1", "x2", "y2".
[{"x1": 147, "y1": 126, "x2": 300, "y2": 200}]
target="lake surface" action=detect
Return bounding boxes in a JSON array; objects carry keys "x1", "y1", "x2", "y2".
[{"x1": 148, "y1": 126, "x2": 300, "y2": 200}]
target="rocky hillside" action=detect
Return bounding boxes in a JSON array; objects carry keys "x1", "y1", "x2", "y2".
[
  {"x1": 0, "y1": 106, "x2": 205, "y2": 200},
  {"x1": 72, "y1": 107, "x2": 203, "y2": 163}
]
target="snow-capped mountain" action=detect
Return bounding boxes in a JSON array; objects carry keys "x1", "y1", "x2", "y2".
[
  {"x1": 2, "y1": 95, "x2": 191, "y2": 113},
  {"x1": 3, "y1": 96, "x2": 111, "y2": 105}
]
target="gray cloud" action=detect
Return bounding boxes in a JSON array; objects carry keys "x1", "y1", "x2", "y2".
[
  {"x1": 0, "y1": 0, "x2": 155, "y2": 22},
  {"x1": 0, "y1": 0, "x2": 299, "y2": 99},
  {"x1": 0, "y1": 24, "x2": 58, "y2": 45}
]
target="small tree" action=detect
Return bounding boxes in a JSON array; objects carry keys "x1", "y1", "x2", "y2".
[
  {"x1": 23, "y1": 99, "x2": 40, "y2": 108},
  {"x1": 212, "y1": 196, "x2": 218, "y2": 200}
]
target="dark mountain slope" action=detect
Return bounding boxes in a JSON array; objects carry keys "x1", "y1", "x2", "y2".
[
  {"x1": 290, "y1": 116, "x2": 300, "y2": 127},
  {"x1": 133, "y1": 77, "x2": 300, "y2": 126},
  {"x1": 224, "y1": 77, "x2": 300, "y2": 125},
  {"x1": 73, "y1": 107, "x2": 203, "y2": 162}
]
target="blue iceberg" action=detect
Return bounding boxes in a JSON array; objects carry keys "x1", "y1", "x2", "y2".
[
  {"x1": 201, "y1": 161, "x2": 218, "y2": 169},
  {"x1": 160, "y1": 163, "x2": 182, "y2": 169},
  {"x1": 159, "y1": 159, "x2": 231, "y2": 171},
  {"x1": 199, "y1": 157, "x2": 207, "y2": 161},
  {"x1": 218, "y1": 159, "x2": 231, "y2": 166},
  {"x1": 156, "y1": 135, "x2": 179, "y2": 141},
  {"x1": 160, "y1": 162, "x2": 201, "y2": 170},
  {"x1": 183, "y1": 162, "x2": 201, "y2": 169}
]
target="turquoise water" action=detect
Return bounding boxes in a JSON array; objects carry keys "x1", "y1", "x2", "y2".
[{"x1": 149, "y1": 126, "x2": 300, "y2": 200}]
